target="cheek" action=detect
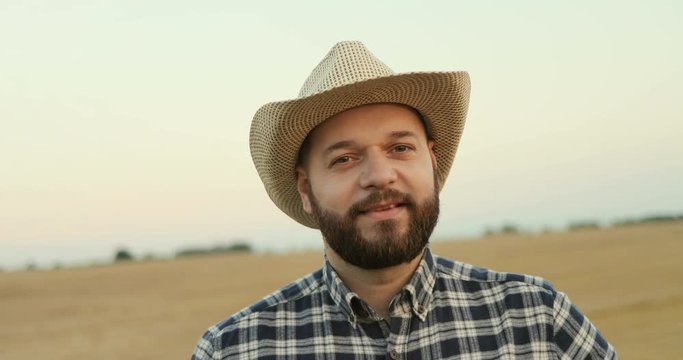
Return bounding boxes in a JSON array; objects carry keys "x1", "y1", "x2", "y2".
[
  {"x1": 310, "y1": 176, "x2": 357, "y2": 213},
  {"x1": 401, "y1": 167, "x2": 438, "y2": 203},
  {"x1": 416, "y1": 171, "x2": 437, "y2": 195}
]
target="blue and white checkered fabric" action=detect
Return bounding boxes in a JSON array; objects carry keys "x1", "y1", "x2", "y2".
[{"x1": 192, "y1": 248, "x2": 617, "y2": 359}]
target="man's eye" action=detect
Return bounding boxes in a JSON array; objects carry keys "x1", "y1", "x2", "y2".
[
  {"x1": 332, "y1": 156, "x2": 351, "y2": 165},
  {"x1": 393, "y1": 144, "x2": 410, "y2": 153}
]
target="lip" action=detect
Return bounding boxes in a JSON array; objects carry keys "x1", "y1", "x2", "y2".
[{"x1": 359, "y1": 202, "x2": 406, "y2": 221}]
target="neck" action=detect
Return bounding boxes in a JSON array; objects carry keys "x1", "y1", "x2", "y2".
[{"x1": 325, "y1": 245, "x2": 424, "y2": 319}]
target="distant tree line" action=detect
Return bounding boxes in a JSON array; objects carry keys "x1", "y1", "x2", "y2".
[
  {"x1": 567, "y1": 220, "x2": 601, "y2": 231},
  {"x1": 110, "y1": 240, "x2": 253, "y2": 264},
  {"x1": 612, "y1": 214, "x2": 683, "y2": 227},
  {"x1": 483, "y1": 212, "x2": 683, "y2": 237},
  {"x1": 175, "y1": 241, "x2": 252, "y2": 258},
  {"x1": 483, "y1": 223, "x2": 521, "y2": 237}
]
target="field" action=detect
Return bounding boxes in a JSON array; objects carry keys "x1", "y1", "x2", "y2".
[{"x1": 1, "y1": 222, "x2": 682, "y2": 359}]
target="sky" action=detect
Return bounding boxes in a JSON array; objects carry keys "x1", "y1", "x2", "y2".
[{"x1": 1, "y1": 0, "x2": 682, "y2": 270}]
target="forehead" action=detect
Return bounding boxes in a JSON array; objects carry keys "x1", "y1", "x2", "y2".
[{"x1": 306, "y1": 103, "x2": 428, "y2": 148}]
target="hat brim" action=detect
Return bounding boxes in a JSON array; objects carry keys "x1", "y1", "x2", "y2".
[{"x1": 250, "y1": 71, "x2": 470, "y2": 228}]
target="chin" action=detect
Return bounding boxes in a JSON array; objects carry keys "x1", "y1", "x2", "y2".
[{"x1": 358, "y1": 220, "x2": 408, "y2": 241}]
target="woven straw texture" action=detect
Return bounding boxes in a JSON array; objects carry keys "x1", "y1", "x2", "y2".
[{"x1": 250, "y1": 41, "x2": 470, "y2": 228}]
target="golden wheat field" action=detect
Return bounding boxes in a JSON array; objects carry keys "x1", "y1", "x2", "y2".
[{"x1": 1, "y1": 222, "x2": 682, "y2": 359}]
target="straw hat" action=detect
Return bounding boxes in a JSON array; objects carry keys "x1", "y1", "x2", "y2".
[{"x1": 250, "y1": 41, "x2": 470, "y2": 228}]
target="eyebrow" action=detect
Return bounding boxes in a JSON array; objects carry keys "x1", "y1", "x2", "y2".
[
  {"x1": 322, "y1": 131, "x2": 420, "y2": 156},
  {"x1": 323, "y1": 140, "x2": 357, "y2": 156},
  {"x1": 388, "y1": 130, "x2": 419, "y2": 140}
]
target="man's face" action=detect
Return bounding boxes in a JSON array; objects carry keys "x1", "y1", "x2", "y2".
[{"x1": 296, "y1": 103, "x2": 440, "y2": 269}]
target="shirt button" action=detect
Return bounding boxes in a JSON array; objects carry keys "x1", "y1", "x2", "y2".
[
  {"x1": 417, "y1": 305, "x2": 426, "y2": 314},
  {"x1": 389, "y1": 349, "x2": 399, "y2": 359}
]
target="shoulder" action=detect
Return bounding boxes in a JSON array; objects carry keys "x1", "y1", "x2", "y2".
[
  {"x1": 431, "y1": 254, "x2": 559, "y2": 309},
  {"x1": 430, "y1": 254, "x2": 617, "y2": 358},
  {"x1": 217, "y1": 267, "x2": 325, "y2": 328},
  {"x1": 192, "y1": 268, "x2": 326, "y2": 358},
  {"x1": 433, "y1": 253, "x2": 555, "y2": 290}
]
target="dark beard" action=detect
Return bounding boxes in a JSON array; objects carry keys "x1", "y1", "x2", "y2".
[{"x1": 309, "y1": 186, "x2": 439, "y2": 270}]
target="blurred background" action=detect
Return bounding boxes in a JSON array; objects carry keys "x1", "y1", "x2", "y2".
[
  {"x1": 1, "y1": 0, "x2": 682, "y2": 269},
  {"x1": 1, "y1": 1, "x2": 682, "y2": 359}
]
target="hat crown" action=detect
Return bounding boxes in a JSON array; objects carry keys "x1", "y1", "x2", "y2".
[{"x1": 298, "y1": 41, "x2": 396, "y2": 98}]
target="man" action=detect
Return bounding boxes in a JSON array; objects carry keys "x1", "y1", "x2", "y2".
[{"x1": 193, "y1": 41, "x2": 617, "y2": 359}]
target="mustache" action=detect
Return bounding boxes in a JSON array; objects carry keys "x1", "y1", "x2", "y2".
[{"x1": 347, "y1": 188, "x2": 416, "y2": 219}]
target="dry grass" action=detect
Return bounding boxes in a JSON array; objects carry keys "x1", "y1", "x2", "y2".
[{"x1": 1, "y1": 222, "x2": 681, "y2": 359}]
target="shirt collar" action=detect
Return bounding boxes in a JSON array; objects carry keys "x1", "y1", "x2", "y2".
[
  {"x1": 323, "y1": 247, "x2": 437, "y2": 324},
  {"x1": 322, "y1": 255, "x2": 358, "y2": 325},
  {"x1": 403, "y1": 246, "x2": 437, "y2": 321}
]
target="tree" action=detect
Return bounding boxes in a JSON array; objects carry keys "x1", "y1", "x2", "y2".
[
  {"x1": 114, "y1": 248, "x2": 134, "y2": 262},
  {"x1": 500, "y1": 223, "x2": 520, "y2": 235}
]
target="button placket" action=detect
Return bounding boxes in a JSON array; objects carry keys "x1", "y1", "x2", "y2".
[{"x1": 385, "y1": 304, "x2": 412, "y2": 360}]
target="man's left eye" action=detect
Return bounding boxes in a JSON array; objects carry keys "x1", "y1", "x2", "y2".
[{"x1": 393, "y1": 144, "x2": 410, "y2": 152}]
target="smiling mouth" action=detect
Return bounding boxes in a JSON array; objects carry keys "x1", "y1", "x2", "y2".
[
  {"x1": 361, "y1": 202, "x2": 404, "y2": 213},
  {"x1": 358, "y1": 202, "x2": 407, "y2": 220},
  {"x1": 348, "y1": 190, "x2": 414, "y2": 220}
]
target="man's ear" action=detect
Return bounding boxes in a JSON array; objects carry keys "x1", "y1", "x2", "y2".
[
  {"x1": 428, "y1": 140, "x2": 438, "y2": 170},
  {"x1": 296, "y1": 166, "x2": 313, "y2": 214}
]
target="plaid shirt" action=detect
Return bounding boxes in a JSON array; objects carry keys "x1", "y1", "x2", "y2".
[{"x1": 192, "y1": 247, "x2": 617, "y2": 359}]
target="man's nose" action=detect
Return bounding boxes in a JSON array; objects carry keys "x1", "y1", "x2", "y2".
[{"x1": 359, "y1": 150, "x2": 397, "y2": 189}]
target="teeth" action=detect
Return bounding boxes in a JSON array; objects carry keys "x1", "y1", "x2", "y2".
[{"x1": 373, "y1": 204, "x2": 396, "y2": 212}]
